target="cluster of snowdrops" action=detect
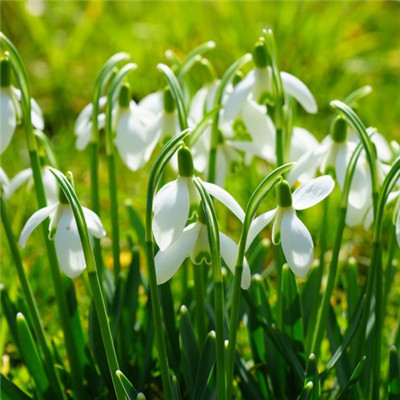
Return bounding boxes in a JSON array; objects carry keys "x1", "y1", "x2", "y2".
[{"x1": 1, "y1": 30, "x2": 400, "y2": 400}]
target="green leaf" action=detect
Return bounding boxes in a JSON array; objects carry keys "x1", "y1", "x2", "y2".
[
  {"x1": 282, "y1": 265, "x2": 305, "y2": 365},
  {"x1": 179, "y1": 305, "x2": 199, "y2": 398},
  {"x1": 296, "y1": 382, "x2": 314, "y2": 400},
  {"x1": 0, "y1": 373, "x2": 32, "y2": 400},
  {"x1": 126, "y1": 202, "x2": 146, "y2": 248},
  {"x1": 336, "y1": 356, "x2": 366, "y2": 400},
  {"x1": 235, "y1": 355, "x2": 265, "y2": 400},
  {"x1": 389, "y1": 346, "x2": 400, "y2": 400},
  {"x1": 305, "y1": 354, "x2": 320, "y2": 400},
  {"x1": 172, "y1": 375, "x2": 182, "y2": 400},
  {"x1": 193, "y1": 331, "x2": 216, "y2": 400},
  {"x1": 116, "y1": 370, "x2": 138, "y2": 400},
  {"x1": 16, "y1": 313, "x2": 50, "y2": 397}
]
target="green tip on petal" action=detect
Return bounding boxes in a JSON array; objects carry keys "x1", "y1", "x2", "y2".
[
  {"x1": 331, "y1": 116, "x2": 347, "y2": 143},
  {"x1": 118, "y1": 83, "x2": 131, "y2": 108},
  {"x1": 0, "y1": 57, "x2": 11, "y2": 87},
  {"x1": 253, "y1": 38, "x2": 268, "y2": 69},
  {"x1": 197, "y1": 58, "x2": 216, "y2": 84},
  {"x1": 163, "y1": 86, "x2": 175, "y2": 113},
  {"x1": 232, "y1": 70, "x2": 244, "y2": 87},
  {"x1": 177, "y1": 145, "x2": 194, "y2": 177},
  {"x1": 276, "y1": 180, "x2": 292, "y2": 208}
]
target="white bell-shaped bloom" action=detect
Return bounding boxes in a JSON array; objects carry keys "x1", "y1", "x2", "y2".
[
  {"x1": 155, "y1": 220, "x2": 251, "y2": 289},
  {"x1": 5, "y1": 166, "x2": 59, "y2": 205},
  {"x1": 289, "y1": 127, "x2": 320, "y2": 162},
  {"x1": 153, "y1": 146, "x2": 245, "y2": 251},
  {"x1": 246, "y1": 176, "x2": 335, "y2": 278},
  {"x1": 12, "y1": 87, "x2": 44, "y2": 131},
  {"x1": 74, "y1": 96, "x2": 107, "y2": 151},
  {"x1": 19, "y1": 201, "x2": 106, "y2": 279},
  {"x1": 0, "y1": 87, "x2": 17, "y2": 154}
]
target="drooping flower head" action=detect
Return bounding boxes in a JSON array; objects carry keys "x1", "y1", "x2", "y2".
[
  {"x1": 246, "y1": 176, "x2": 335, "y2": 278},
  {"x1": 19, "y1": 183, "x2": 106, "y2": 279}
]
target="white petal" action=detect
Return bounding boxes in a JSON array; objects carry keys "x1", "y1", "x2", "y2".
[
  {"x1": 292, "y1": 175, "x2": 335, "y2": 210},
  {"x1": 139, "y1": 91, "x2": 163, "y2": 115},
  {"x1": 0, "y1": 89, "x2": 17, "y2": 154},
  {"x1": 75, "y1": 126, "x2": 92, "y2": 151},
  {"x1": 54, "y1": 208, "x2": 87, "y2": 279},
  {"x1": 114, "y1": 109, "x2": 147, "y2": 171},
  {"x1": 241, "y1": 100, "x2": 276, "y2": 150},
  {"x1": 82, "y1": 207, "x2": 106, "y2": 238},
  {"x1": 222, "y1": 71, "x2": 256, "y2": 122},
  {"x1": 19, "y1": 203, "x2": 58, "y2": 247},
  {"x1": 289, "y1": 127, "x2": 319, "y2": 162},
  {"x1": 281, "y1": 72, "x2": 318, "y2": 114},
  {"x1": 6, "y1": 168, "x2": 33, "y2": 199},
  {"x1": 281, "y1": 209, "x2": 313, "y2": 278},
  {"x1": 155, "y1": 223, "x2": 200, "y2": 284},
  {"x1": 30, "y1": 98, "x2": 44, "y2": 130},
  {"x1": 153, "y1": 177, "x2": 190, "y2": 251},
  {"x1": 75, "y1": 102, "x2": 93, "y2": 134},
  {"x1": 0, "y1": 168, "x2": 9, "y2": 197},
  {"x1": 189, "y1": 86, "x2": 209, "y2": 122},
  {"x1": 42, "y1": 167, "x2": 59, "y2": 205},
  {"x1": 370, "y1": 130, "x2": 392, "y2": 163},
  {"x1": 219, "y1": 232, "x2": 251, "y2": 289},
  {"x1": 201, "y1": 181, "x2": 245, "y2": 222},
  {"x1": 144, "y1": 113, "x2": 163, "y2": 161},
  {"x1": 246, "y1": 209, "x2": 277, "y2": 250}
]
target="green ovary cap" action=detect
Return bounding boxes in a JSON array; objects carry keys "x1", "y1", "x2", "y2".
[
  {"x1": 118, "y1": 83, "x2": 131, "y2": 108},
  {"x1": 163, "y1": 87, "x2": 175, "y2": 113},
  {"x1": 276, "y1": 180, "x2": 292, "y2": 207},
  {"x1": 331, "y1": 116, "x2": 347, "y2": 143},
  {"x1": 198, "y1": 58, "x2": 216, "y2": 84},
  {"x1": 253, "y1": 39, "x2": 268, "y2": 69},
  {"x1": 0, "y1": 58, "x2": 11, "y2": 87},
  {"x1": 178, "y1": 145, "x2": 194, "y2": 177}
]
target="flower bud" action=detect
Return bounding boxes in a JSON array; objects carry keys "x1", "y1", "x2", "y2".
[
  {"x1": 276, "y1": 180, "x2": 292, "y2": 208},
  {"x1": 177, "y1": 145, "x2": 194, "y2": 177},
  {"x1": 331, "y1": 116, "x2": 347, "y2": 143},
  {"x1": 253, "y1": 39, "x2": 268, "y2": 69},
  {"x1": 118, "y1": 83, "x2": 131, "y2": 109},
  {"x1": 163, "y1": 87, "x2": 175, "y2": 113},
  {"x1": 0, "y1": 58, "x2": 11, "y2": 88}
]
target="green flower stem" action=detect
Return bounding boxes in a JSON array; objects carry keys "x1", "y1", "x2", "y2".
[
  {"x1": 383, "y1": 225, "x2": 397, "y2": 313},
  {"x1": 144, "y1": 131, "x2": 191, "y2": 400},
  {"x1": 193, "y1": 262, "x2": 207, "y2": 345},
  {"x1": 105, "y1": 63, "x2": 137, "y2": 283},
  {"x1": 0, "y1": 197, "x2": 65, "y2": 399},
  {"x1": 193, "y1": 178, "x2": 226, "y2": 400},
  {"x1": 208, "y1": 54, "x2": 251, "y2": 183},
  {"x1": 1, "y1": 34, "x2": 85, "y2": 398},
  {"x1": 89, "y1": 52, "x2": 130, "y2": 278},
  {"x1": 50, "y1": 169, "x2": 125, "y2": 400},
  {"x1": 225, "y1": 163, "x2": 293, "y2": 400},
  {"x1": 310, "y1": 143, "x2": 364, "y2": 358}
]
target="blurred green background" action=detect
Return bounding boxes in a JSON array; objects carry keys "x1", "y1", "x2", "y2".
[{"x1": 1, "y1": 0, "x2": 400, "y2": 388}]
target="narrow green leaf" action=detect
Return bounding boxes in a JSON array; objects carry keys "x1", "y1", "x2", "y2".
[
  {"x1": 389, "y1": 346, "x2": 400, "y2": 400},
  {"x1": 235, "y1": 355, "x2": 265, "y2": 400},
  {"x1": 16, "y1": 313, "x2": 50, "y2": 397},
  {"x1": 172, "y1": 375, "x2": 182, "y2": 400},
  {"x1": 0, "y1": 373, "x2": 32, "y2": 400},
  {"x1": 296, "y1": 382, "x2": 313, "y2": 400},
  {"x1": 125, "y1": 202, "x2": 146, "y2": 248},
  {"x1": 305, "y1": 354, "x2": 320, "y2": 400},
  {"x1": 116, "y1": 370, "x2": 138, "y2": 400},
  {"x1": 336, "y1": 356, "x2": 366, "y2": 400},
  {"x1": 193, "y1": 331, "x2": 216, "y2": 400},
  {"x1": 282, "y1": 265, "x2": 305, "y2": 365}
]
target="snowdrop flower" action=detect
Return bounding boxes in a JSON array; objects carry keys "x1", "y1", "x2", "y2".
[
  {"x1": 143, "y1": 87, "x2": 181, "y2": 164},
  {"x1": 153, "y1": 145, "x2": 245, "y2": 251},
  {"x1": 74, "y1": 96, "x2": 106, "y2": 151},
  {"x1": 19, "y1": 195, "x2": 106, "y2": 279},
  {"x1": 5, "y1": 165, "x2": 58, "y2": 205},
  {"x1": 223, "y1": 38, "x2": 317, "y2": 124},
  {"x1": 113, "y1": 83, "x2": 154, "y2": 171},
  {"x1": 155, "y1": 204, "x2": 251, "y2": 289},
  {"x1": 0, "y1": 58, "x2": 44, "y2": 154},
  {"x1": 246, "y1": 176, "x2": 335, "y2": 278}
]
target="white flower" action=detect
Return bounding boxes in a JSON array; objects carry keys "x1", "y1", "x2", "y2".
[
  {"x1": 246, "y1": 176, "x2": 335, "y2": 278},
  {"x1": 19, "y1": 201, "x2": 106, "y2": 279},
  {"x1": 74, "y1": 96, "x2": 107, "y2": 151},
  {"x1": 113, "y1": 84, "x2": 154, "y2": 172},
  {"x1": 6, "y1": 166, "x2": 58, "y2": 205},
  {"x1": 153, "y1": 146, "x2": 245, "y2": 251},
  {"x1": 0, "y1": 167, "x2": 10, "y2": 198},
  {"x1": 155, "y1": 220, "x2": 251, "y2": 289}
]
